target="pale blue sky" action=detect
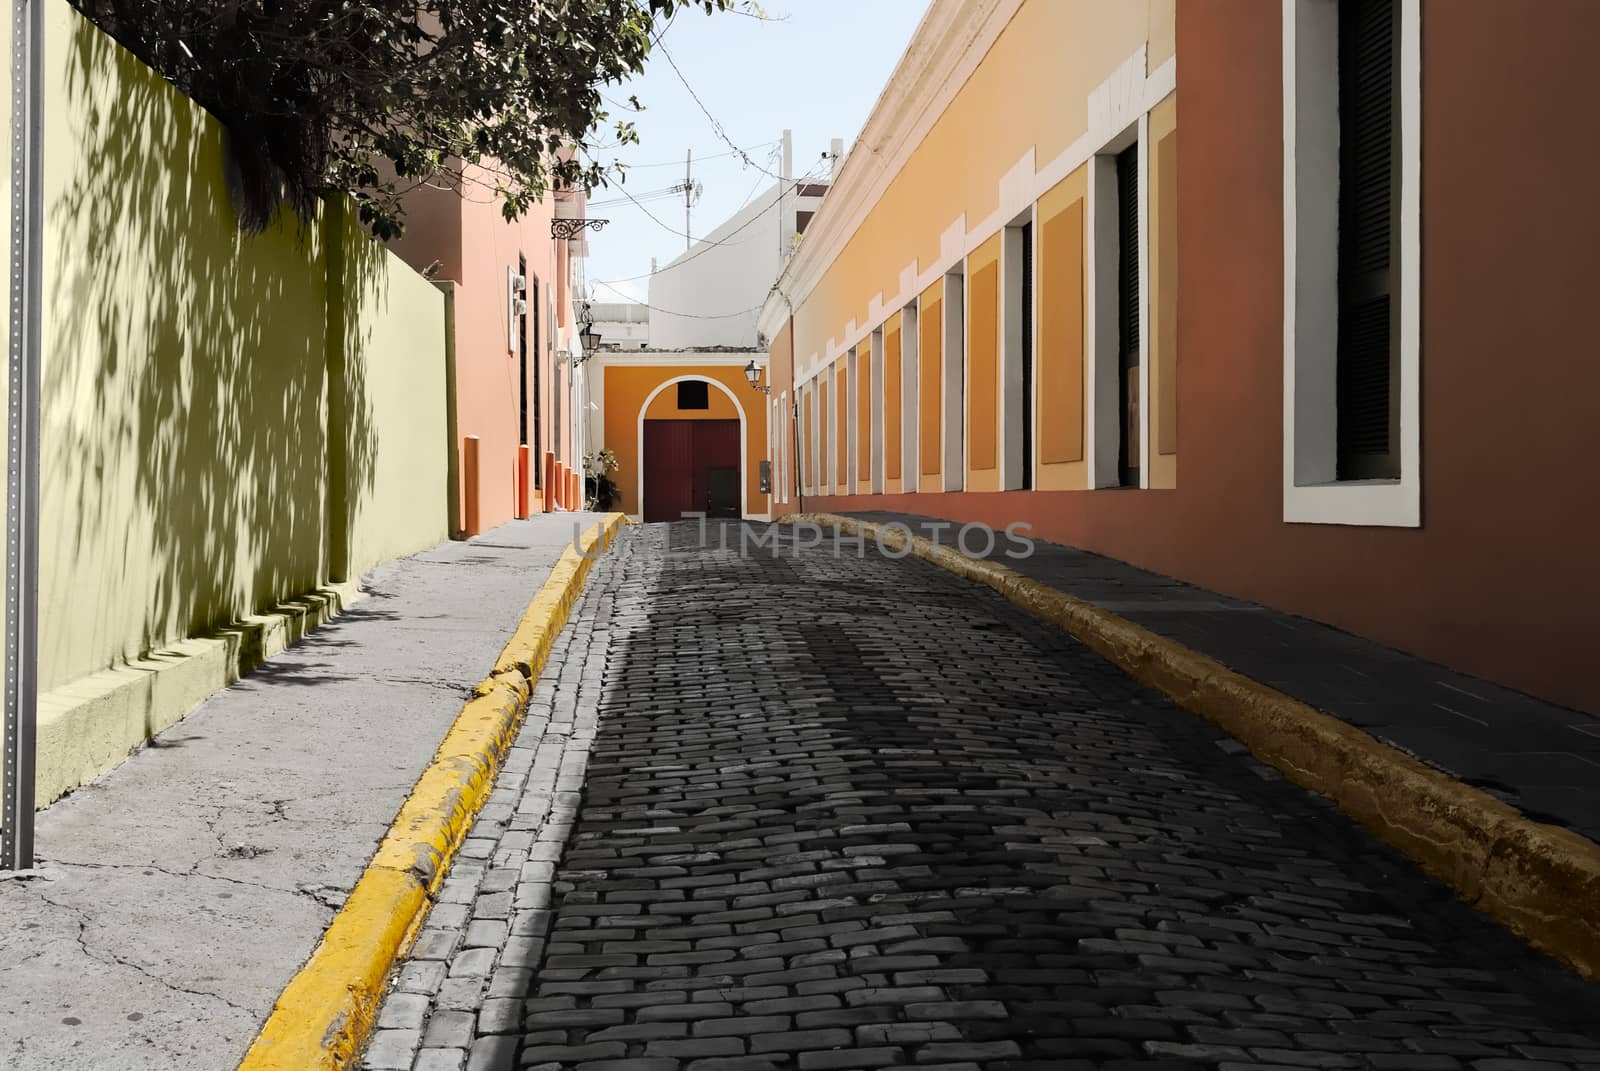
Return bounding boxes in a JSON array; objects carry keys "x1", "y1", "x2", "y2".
[{"x1": 582, "y1": 1, "x2": 926, "y2": 304}]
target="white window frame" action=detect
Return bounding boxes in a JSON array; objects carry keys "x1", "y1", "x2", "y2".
[
  {"x1": 825, "y1": 366, "x2": 838, "y2": 496},
  {"x1": 943, "y1": 271, "x2": 965, "y2": 491},
  {"x1": 1283, "y1": 0, "x2": 1421, "y2": 527},
  {"x1": 901, "y1": 302, "x2": 920, "y2": 493},
  {"x1": 844, "y1": 348, "x2": 858, "y2": 495},
  {"x1": 869, "y1": 329, "x2": 885, "y2": 494},
  {"x1": 999, "y1": 205, "x2": 1039, "y2": 491},
  {"x1": 1085, "y1": 119, "x2": 1148, "y2": 490},
  {"x1": 780, "y1": 390, "x2": 790, "y2": 504},
  {"x1": 806, "y1": 382, "x2": 819, "y2": 496}
]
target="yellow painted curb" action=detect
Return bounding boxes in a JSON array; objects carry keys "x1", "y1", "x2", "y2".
[
  {"x1": 237, "y1": 513, "x2": 627, "y2": 1071},
  {"x1": 793, "y1": 512, "x2": 1600, "y2": 979}
]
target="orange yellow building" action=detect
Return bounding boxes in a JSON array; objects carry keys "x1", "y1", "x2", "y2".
[
  {"x1": 587, "y1": 355, "x2": 770, "y2": 522},
  {"x1": 581, "y1": 141, "x2": 825, "y2": 523},
  {"x1": 759, "y1": 0, "x2": 1600, "y2": 717},
  {"x1": 763, "y1": 0, "x2": 1176, "y2": 508}
]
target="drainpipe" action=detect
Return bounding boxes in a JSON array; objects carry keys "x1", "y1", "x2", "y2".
[
  {"x1": 2, "y1": 0, "x2": 43, "y2": 871},
  {"x1": 768, "y1": 283, "x2": 802, "y2": 516}
]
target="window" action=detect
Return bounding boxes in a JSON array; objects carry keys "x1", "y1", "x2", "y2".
[
  {"x1": 803, "y1": 385, "x2": 815, "y2": 495},
  {"x1": 1087, "y1": 122, "x2": 1145, "y2": 491},
  {"x1": 549, "y1": 293, "x2": 560, "y2": 461},
  {"x1": 1116, "y1": 143, "x2": 1141, "y2": 489},
  {"x1": 1001, "y1": 213, "x2": 1034, "y2": 492},
  {"x1": 1020, "y1": 220, "x2": 1034, "y2": 491},
  {"x1": 942, "y1": 272, "x2": 965, "y2": 490},
  {"x1": 517, "y1": 256, "x2": 529, "y2": 447},
  {"x1": 1283, "y1": 0, "x2": 1420, "y2": 526},
  {"x1": 1336, "y1": 0, "x2": 1397, "y2": 480},
  {"x1": 677, "y1": 380, "x2": 709, "y2": 410},
  {"x1": 780, "y1": 391, "x2": 790, "y2": 504},
  {"x1": 529, "y1": 275, "x2": 542, "y2": 476}
]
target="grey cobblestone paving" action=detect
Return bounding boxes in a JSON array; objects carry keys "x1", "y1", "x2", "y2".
[
  {"x1": 368, "y1": 521, "x2": 1600, "y2": 1071},
  {"x1": 843, "y1": 511, "x2": 1600, "y2": 843}
]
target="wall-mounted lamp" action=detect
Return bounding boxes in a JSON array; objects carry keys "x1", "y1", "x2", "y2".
[
  {"x1": 743, "y1": 359, "x2": 770, "y2": 395},
  {"x1": 575, "y1": 302, "x2": 601, "y2": 364}
]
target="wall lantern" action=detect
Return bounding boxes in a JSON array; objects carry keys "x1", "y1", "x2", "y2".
[
  {"x1": 576, "y1": 302, "x2": 601, "y2": 364},
  {"x1": 743, "y1": 359, "x2": 770, "y2": 395}
]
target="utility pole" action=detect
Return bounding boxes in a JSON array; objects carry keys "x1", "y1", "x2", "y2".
[
  {"x1": 684, "y1": 149, "x2": 692, "y2": 252},
  {"x1": 779, "y1": 129, "x2": 793, "y2": 260}
]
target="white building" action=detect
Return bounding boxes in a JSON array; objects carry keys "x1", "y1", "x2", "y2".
[
  {"x1": 588, "y1": 302, "x2": 649, "y2": 351},
  {"x1": 646, "y1": 131, "x2": 833, "y2": 351}
]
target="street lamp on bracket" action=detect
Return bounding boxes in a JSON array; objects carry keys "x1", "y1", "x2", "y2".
[{"x1": 743, "y1": 359, "x2": 770, "y2": 395}]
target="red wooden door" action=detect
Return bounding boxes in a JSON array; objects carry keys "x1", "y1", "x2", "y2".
[
  {"x1": 643, "y1": 419, "x2": 740, "y2": 522},
  {"x1": 693, "y1": 421, "x2": 741, "y2": 518},
  {"x1": 643, "y1": 421, "x2": 693, "y2": 522}
]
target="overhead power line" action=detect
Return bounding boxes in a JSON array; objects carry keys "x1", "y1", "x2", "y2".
[
  {"x1": 588, "y1": 160, "x2": 831, "y2": 286},
  {"x1": 587, "y1": 180, "x2": 701, "y2": 210},
  {"x1": 618, "y1": 141, "x2": 780, "y2": 170},
  {"x1": 592, "y1": 280, "x2": 764, "y2": 320},
  {"x1": 651, "y1": 36, "x2": 784, "y2": 181}
]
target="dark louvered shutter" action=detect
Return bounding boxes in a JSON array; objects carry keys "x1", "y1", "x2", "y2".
[
  {"x1": 1020, "y1": 222, "x2": 1034, "y2": 490},
  {"x1": 1116, "y1": 143, "x2": 1140, "y2": 487},
  {"x1": 1336, "y1": 0, "x2": 1399, "y2": 480},
  {"x1": 1117, "y1": 147, "x2": 1140, "y2": 356},
  {"x1": 531, "y1": 277, "x2": 542, "y2": 478}
]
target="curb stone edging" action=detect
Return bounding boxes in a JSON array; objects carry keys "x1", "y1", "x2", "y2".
[
  {"x1": 235, "y1": 513, "x2": 626, "y2": 1071},
  {"x1": 790, "y1": 512, "x2": 1600, "y2": 980}
]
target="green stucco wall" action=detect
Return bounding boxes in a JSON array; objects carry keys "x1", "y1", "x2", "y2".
[
  {"x1": 335, "y1": 201, "x2": 452, "y2": 580},
  {"x1": 28, "y1": 2, "x2": 448, "y2": 800}
]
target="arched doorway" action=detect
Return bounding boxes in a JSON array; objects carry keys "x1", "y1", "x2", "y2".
[{"x1": 637, "y1": 376, "x2": 747, "y2": 522}]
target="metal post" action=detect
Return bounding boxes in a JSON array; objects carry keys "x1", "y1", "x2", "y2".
[
  {"x1": 462, "y1": 436, "x2": 481, "y2": 537},
  {"x1": 516, "y1": 443, "x2": 531, "y2": 519},
  {"x1": 3, "y1": 0, "x2": 42, "y2": 871}
]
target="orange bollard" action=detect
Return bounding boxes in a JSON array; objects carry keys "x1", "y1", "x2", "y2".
[
  {"x1": 555, "y1": 462, "x2": 567, "y2": 509},
  {"x1": 570, "y1": 470, "x2": 581, "y2": 511},
  {"x1": 542, "y1": 451, "x2": 556, "y2": 513},
  {"x1": 462, "y1": 435, "x2": 481, "y2": 537},
  {"x1": 516, "y1": 444, "x2": 531, "y2": 519}
]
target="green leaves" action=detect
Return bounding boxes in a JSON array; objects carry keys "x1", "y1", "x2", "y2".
[{"x1": 69, "y1": 0, "x2": 733, "y2": 235}]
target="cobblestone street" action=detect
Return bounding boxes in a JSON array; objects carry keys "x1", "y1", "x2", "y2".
[{"x1": 366, "y1": 522, "x2": 1600, "y2": 1071}]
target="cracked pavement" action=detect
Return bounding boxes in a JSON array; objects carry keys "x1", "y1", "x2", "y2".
[{"x1": 0, "y1": 514, "x2": 602, "y2": 1070}]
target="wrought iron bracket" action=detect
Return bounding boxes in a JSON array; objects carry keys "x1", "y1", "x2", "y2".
[{"x1": 551, "y1": 218, "x2": 610, "y2": 240}]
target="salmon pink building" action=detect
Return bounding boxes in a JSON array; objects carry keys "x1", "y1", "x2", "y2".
[
  {"x1": 758, "y1": 0, "x2": 1600, "y2": 716},
  {"x1": 390, "y1": 164, "x2": 590, "y2": 535}
]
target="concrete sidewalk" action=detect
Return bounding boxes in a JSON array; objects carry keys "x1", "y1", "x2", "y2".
[
  {"x1": 847, "y1": 511, "x2": 1600, "y2": 845},
  {"x1": 0, "y1": 512, "x2": 600, "y2": 1071}
]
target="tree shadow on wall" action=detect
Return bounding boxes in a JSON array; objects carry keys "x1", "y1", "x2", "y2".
[{"x1": 39, "y1": 16, "x2": 383, "y2": 695}]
